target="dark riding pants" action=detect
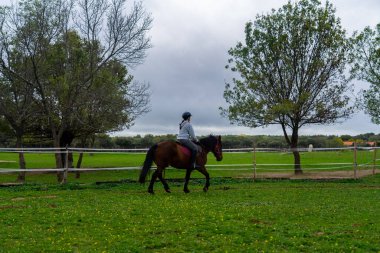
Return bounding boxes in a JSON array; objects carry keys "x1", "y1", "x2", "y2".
[{"x1": 178, "y1": 139, "x2": 199, "y2": 168}]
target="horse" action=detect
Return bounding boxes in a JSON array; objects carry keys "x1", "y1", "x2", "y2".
[{"x1": 139, "y1": 135, "x2": 223, "y2": 194}]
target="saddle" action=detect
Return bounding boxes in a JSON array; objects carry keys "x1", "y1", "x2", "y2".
[{"x1": 176, "y1": 141, "x2": 201, "y2": 157}]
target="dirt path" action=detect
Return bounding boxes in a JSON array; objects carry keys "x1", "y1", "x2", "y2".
[{"x1": 253, "y1": 169, "x2": 379, "y2": 180}]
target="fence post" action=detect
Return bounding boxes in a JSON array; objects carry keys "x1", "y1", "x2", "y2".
[
  {"x1": 373, "y1": 142, "x2": 377, "y2": 175},
  {"x1": 353, "y1": 142, "x2": 357, "y2": 179},
  {"x1": 253, "y1": 144, "x2": 256, "y2": 181}
]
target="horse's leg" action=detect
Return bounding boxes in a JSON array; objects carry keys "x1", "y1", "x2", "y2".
[
  {"x1": 196, "y1": 166, "x2": 210, "y2": 192},
  {"x1": 157, "y1": 170, "x2": 171, "y2": 193},
  {"x1": 148, "y1": 169, "x2": 160, "y2": 194},
  {"x1": 183, "y1": 168, "x2": 193, "y2": 193}
]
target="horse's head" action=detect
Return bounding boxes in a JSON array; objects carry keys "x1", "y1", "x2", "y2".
[
  {"x1": 212, "y1": 135, "x2": 223, "y2": 161},
  {"x1": 200, "y1": 135, "x2": 223, "y2": 161}
]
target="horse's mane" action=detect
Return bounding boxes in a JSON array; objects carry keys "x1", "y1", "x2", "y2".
[{"x1": 199, "y1": 135, "x2": 217, "y2": 149}]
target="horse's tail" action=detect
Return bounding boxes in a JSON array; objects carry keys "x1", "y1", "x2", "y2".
[{"x1": 139, "y1": 144, "x2": 158, "y2": 183}]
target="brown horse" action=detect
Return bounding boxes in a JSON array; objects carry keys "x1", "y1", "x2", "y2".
[{"x1": 139, "y1": 135, "x2": 223, "y2": 194}]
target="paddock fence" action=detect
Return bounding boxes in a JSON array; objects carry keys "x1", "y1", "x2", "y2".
[{"x1": 0, "y1": 143, "x2": 379, "y2": 183}]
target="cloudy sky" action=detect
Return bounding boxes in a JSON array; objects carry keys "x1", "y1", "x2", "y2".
[
  {"x1": 125, "y1": 0, "x2": 380, "y2": 137},
  {"x1": 1, "y1": 0, "x2": 379, "y2": 136}
]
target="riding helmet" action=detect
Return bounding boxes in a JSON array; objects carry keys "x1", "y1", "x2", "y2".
[{"x1": 182, "y1": 112, "x2": 192, "y2": 120}]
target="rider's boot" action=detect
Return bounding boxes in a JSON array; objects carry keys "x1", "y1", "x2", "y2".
[{"x1": 190, "y1": 150, "x2": 201, "y2": 169}]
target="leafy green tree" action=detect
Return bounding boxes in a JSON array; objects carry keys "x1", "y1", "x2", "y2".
[
  {"x1": 340, "y1": 134, "x2": 352, "y2": 141},
  {"x1": 0, "y1": 0, "x2": 151, "y2": 182},
  {"x1": 0, "y1": 77, "x2": 37, "y2": 181},
  {"x1": 0, "y1": 116, "x2": 13, "y2": 147},
  {"x1": 0, "y1": 20, "x2": 43, "y2": 181},
  {"x1": 350, "y1": 24, "x2": 380, "y2": 124},
  {"x1": 222, "y1": 0, "x2": 352, "y2": 174}
]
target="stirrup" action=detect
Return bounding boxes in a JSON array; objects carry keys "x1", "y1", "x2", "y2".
[{"x1": 193, "y1": 163, "x2": 201, "y2": 169}]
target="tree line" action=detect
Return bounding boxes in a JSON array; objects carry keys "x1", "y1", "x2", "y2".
[
  {"x1": 98, "y1": 133, "x2": 379, "y2": 149},
  {"x1": 1, "y1": 132, "x2": 379, "y2": 149}
]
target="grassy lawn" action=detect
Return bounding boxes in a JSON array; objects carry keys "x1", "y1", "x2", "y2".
[
  {"x1": 0, "y1": 152, "x2": 147, "y2": 169},
  {"x1": 0, "y1": 175, "x2": 379, "y2": 252}
]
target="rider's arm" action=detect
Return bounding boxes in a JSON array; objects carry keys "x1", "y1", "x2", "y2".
[{"x1": 187, "y1": 124, "x2": 198, "y2": 142}]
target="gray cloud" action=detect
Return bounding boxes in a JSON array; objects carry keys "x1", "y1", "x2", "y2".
[
  {"x1": 0, "y1": 0, "x2": 378, "y2": 136},
  {"x1": 121, "y1": 0, "x2": 380, "y2": 136}
]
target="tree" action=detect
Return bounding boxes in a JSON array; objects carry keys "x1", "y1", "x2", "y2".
[
  {"x1": 0, "y1": 13, "x2": 41, "y2": 181},
  {"x1": 222, "y1": 0, "x2": 352, "y2": 174},
  {"x1": 0, "y1": 0, "x2": 152, "y2": 182},
  {"x1": 0, "y1": 116, "x2": 13, "y2": 147},
  {"x1": 350, "y1": 24, "x2": 380, "y2": 124},
  {"x1": 0, "y1": 76, "x2": 38, "y2": 182},
  {"x1": 71, "y1": 58, "x2": 150, "y2": 172}
]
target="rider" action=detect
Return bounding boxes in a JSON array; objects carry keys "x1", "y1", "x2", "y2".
[{"x1": 177, "y1": 112, "x2": 200, "y2": 169}]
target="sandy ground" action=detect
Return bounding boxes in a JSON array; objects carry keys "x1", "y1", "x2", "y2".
[{"x1": 252, "y1": 169, "x2": 379, "y2": 180}]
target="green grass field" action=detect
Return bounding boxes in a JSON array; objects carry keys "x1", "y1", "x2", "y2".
[
  {"x1": 1, "y1": 150, "x2": 379, "y2": 252},
  {"x1": 0, "y1": 176, "x2": 379, "y2": 252}
]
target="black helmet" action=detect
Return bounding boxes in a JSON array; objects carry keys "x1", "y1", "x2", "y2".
[{"x1": 182, "y1": 112, "x2": 192, "y2": 120}]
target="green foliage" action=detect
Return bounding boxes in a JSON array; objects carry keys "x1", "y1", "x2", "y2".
[
  {"x1": 363, "y1": 86, "x2": 380, "y2": 124},
  {"x1": 89, "y1": 133, "x2": 375, "y2": 149},
  {"x1": 350, "y1": 24, "x2": 380, "y2": 85},
  {"x1": 0, "y1": 117, "x2": 13, "y2": 146},
  {"x1": 350, "y1": 23, "x2": 380, "y2": 124},
  {"x1": 222, "y1": 0, "x2": 353, "y2": 174},
  {"x1": 222, "y1": 0, "x2": 352, "y2": 145},
  {"x1": 3, "y1": 132, "x2": 377, "y2": 149},
  {"x1": 0, "y1": 0, "x2": 152, "y2": 157},
  {"x1": 0, "y1": 177, "x2": 379, "y2": 252}
]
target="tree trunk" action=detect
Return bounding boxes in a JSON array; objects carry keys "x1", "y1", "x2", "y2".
[
  {"x1": 75, "y1": 137, "x2": 89, "y2": 178},
  {"x1": 15, "y1": 136, "x2": 26, "y2": 183},
  {"x1": 291, "y1": 127, "x2": 302, "y2": 175},
  {"x1": 281, "y1": 123, "x2": 303, "y2": 174},
  {"x1": 76, "y1": 152, "x2": 83, "y2": 178},
  {"x1": 68, "y1": 152, "x2": 73, "y2": 168},
  {"x1": 60, "y1": 130, "x2": 75, "y2": 169},
  {"x1": 292, "y1": 149, "x2": 302, "y2": 175},
  {"x1": 53, "y1": 131, "x2": 64, "y2": 182},
  {"x1": 56, "y1": 130, "x2": 76, "y2": 181}
]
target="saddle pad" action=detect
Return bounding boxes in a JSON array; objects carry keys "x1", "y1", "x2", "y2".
[
  {"x1": 176, "y1": 141, "x2": 201, "y2": 157},
  {"x1": 179, "y1": 145, "x2": 191, "y2": 157}
]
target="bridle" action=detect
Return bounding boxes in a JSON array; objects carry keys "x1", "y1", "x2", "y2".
[{"x1": 213, "y1": 136, "x2": 222, "y2": 160}]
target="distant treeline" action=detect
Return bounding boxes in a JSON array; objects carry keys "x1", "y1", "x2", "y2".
[
  {"x1": 1, "y1": 132, "x2": 379, "y2": 149},
  {"x1": 84, "y1": 133, "x2": 380, "y2": 149}
]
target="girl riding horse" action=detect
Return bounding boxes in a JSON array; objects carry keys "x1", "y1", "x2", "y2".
[{"x1": 139, "y1": 135, "x2": 223, "y2": 194}]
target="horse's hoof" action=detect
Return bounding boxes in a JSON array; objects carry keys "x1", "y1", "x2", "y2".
[
  {"x1": 184, "y1": 189, "x2": 190, "y2": 193},
  {"x1": 203, "y1": 187, "x2": 208, "y2": 192},
  {"x1": 165, "y1": 189, "x2": 171, "y2": 193},
  {"x1": 148, "y1": 189, "x2": 154, "y2": 194}
]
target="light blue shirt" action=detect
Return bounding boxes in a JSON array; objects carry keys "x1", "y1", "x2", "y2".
[{"x1": 177, "y1": 121, "x2": 198, "y2": 141}]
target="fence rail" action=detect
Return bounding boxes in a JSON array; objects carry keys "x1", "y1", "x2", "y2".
[
  {"x1": 1, "y1": 145, "x2": 379, "y2": 182},
  {"x1": 0, "y1": 146, "x2": 379, "y2": 153}
]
